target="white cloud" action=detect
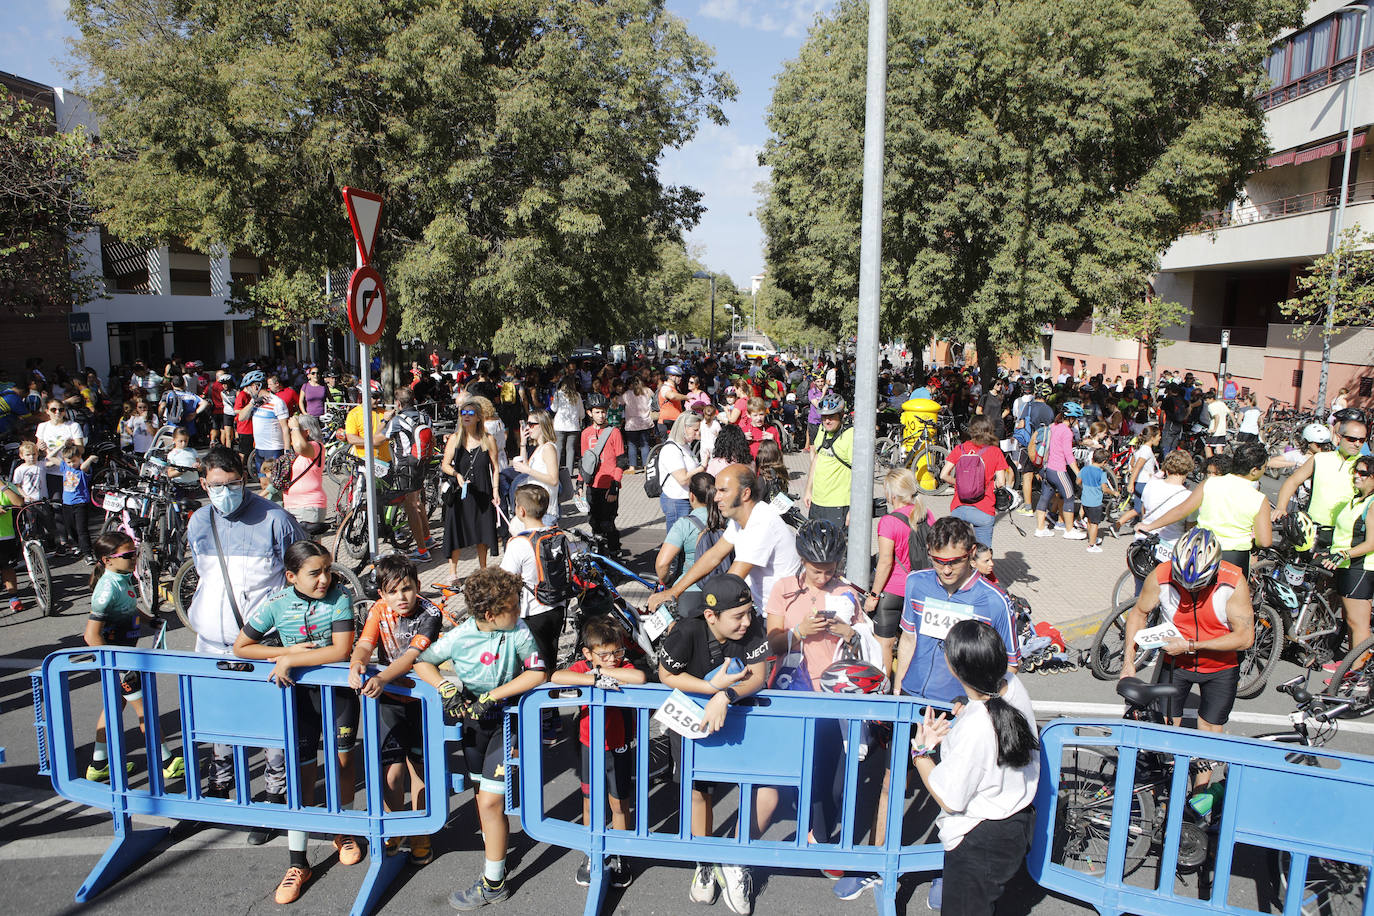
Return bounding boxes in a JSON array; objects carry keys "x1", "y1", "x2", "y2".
[
  {"x1": 697, "y1": 0, "x2": 830, "y2": 39},
  {"x1": 45, "y1": 0, "x2": 69, "y2": 20}
]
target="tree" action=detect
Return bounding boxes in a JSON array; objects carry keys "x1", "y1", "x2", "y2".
[
  {"x1": 69, "y1": 0, "x2": 735, "y2": 363},
  {"x1": 0, "y1": 93, "x2": 102, "y2": 315},
  {"x1": 1095, "y1": 294, "x2": 1193, "y2": 370},
  {"x1": 1281, "y1": 225, "x2": 1374, "y2": 334},
  {"x1": 760, "y1": 0, "x2": 1303, "y2": 383}
]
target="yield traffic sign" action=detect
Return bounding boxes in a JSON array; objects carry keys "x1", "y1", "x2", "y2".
[
  {"x1": 341, "y1": 186, "x2": 384, "y2": 266},
  {"x1": 346, "y1": 265, "x2": 388, "y2": 346}
]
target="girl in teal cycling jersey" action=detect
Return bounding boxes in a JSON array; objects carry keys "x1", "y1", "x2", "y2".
[{"x1": 83, "y1": 532, "x2": 183, "y2": 783}]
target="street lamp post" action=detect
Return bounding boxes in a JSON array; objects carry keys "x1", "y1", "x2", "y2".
[
  {"x1": 1318, "y1": 1, "x2": 1372, "y2": 412},
  {"x1": 692, "y1": 271, "x2": 716, "y2": 354}
]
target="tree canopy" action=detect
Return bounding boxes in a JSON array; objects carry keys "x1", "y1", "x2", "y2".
[
  {"x1": 760, "y1": 0, "x2": 1303, "y2": 375},
  {"x1": 1281, "y1": 225, "x2": 1374, "y2": 335},
  {"x1": 69, "y1": 0, "x2": 735, "y2": 361},
  {"x1": 0, "y1": 93, "x2": 101, "y2": 315}
]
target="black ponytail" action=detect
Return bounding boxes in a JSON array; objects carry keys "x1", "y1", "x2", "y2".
[{"x1": 945, "y1": 619, "x2": 1039, "y2": 769}]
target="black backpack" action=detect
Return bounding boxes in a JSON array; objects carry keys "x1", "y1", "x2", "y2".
[
  {"x1": 515, "y1": 527, "x2": 578, "y2": 606},
  {"x1": 643, "y1": 441, "x2": 679, "y2": 499},
  {"x1": 884, "y1": 509, "x2": 931, "y2": 572}
]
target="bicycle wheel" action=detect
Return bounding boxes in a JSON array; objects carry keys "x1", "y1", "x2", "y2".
[
  {"x1": 23, "y1": 539, "x2": 52, "y2": 617},
  {"x1": 874, "y1": 437, "x2": 902, "y2": 469},
  {"x1": 326, "y1": 447, "x2": 352, "y2": 484},
  {"x1": 914, "y1": 444, "x2": 949, "y2": 495},
  {"x1": 1323, "y1": 635, "x2": 1374, "y2": 718},
  {"x1": 1110, "y1": 570, "x2": 1137, "y2": 609},
  {"x1": 1087, "y1": 601, "x2": 1158, "y2": 681},
  {"x1": 135, "y1": 540, "x2": 159, "y2": 613},
  {"x1": 1235, "y1": 604, "x2": 1282, "y2": 700},
  {"x1": 333, "y1": 506, "x2": 369, "y2": 569},
  {"x1": 1294, "y1": 591, "x2": 1344, "y2": 667},
  {"x1": 1053, "y1": 744, "x2": 1155, "y2": 876},
  {"x1": 330, "y1": 563, "x2": 368, "y2": 602},
  {"x1": 171, "y1": 558, "x2": 198, "y2": 632}
]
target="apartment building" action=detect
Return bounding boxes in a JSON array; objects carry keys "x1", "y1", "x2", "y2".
[{"x1": 1050, "y1": 0, "x2": 1374, "y2": 408}]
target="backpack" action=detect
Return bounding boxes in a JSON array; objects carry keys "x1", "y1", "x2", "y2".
[
  {"x1": 694, "y1": 526, "x2": 734, "y2": 578},
  {"x1": 1028, "y1": 425, "x2": 1051, "y2": 468},
  {"x1": 387, "y1": 409, "x2": 434, "y2": 493},
  {"x1": 499, "y1": 380, "x2": 518, "y2": 404},
  {"x1": 667, "y1": 514, "x2": 706, "y2": 584},
  {"x1": 579, "y1": 427, "x2": 614, "y2": 484},
  {"x1": 161, "y1": 391, "x2": 187, "y2": 426},
  {"x1": 515, "y1": 527, "x2": 578, "y2": 606},
  {"x1": 953, "y1": 445, "x2": 990, "y2": 503},
  {"x1": 884, "y1": 508, "x2": 931, "y2": 572},
  {"x1": 643, "y1": 440, "x2": 682, "y2": 499}
]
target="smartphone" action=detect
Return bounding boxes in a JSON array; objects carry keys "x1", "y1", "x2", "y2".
[{"x1": 816, "y1": 608, "x2": 837, "y2": 620}]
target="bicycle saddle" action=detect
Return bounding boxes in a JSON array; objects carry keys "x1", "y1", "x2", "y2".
[
  {"x1": 1116, "y1": 676, "x2": 1189, "y2": 708},
  {"x1": 301, "y1": 521, "x2": 332, "y2": 537}
]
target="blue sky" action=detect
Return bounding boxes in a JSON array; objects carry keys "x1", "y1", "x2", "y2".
[{"x1": 3, "y1": 0, "x2": 835, "y2": 289}]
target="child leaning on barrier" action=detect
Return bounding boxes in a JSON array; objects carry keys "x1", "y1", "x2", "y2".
[
  {"x1": 348, "y1": 553, "x2": 445, "y2": 866},
  {"x1": 550, "y1": 615, "x2": 646, "y2": 889},
  {"x1": 83, "y1": 532, "x2": 184, "y2": 783},
  {"x1": 412, "y1": 566, "x2": 548, "y2": 910},
  {"x1": 233, "y1": 539, "x2": 361, "y2": 906}
]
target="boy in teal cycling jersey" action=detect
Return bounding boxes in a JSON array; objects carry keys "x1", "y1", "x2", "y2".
[{"x1": 414, "y1": 566, "x2": 548, "y2": 910}]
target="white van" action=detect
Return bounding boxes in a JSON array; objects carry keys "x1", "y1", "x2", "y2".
[{"x1": 737, "y1": 341, "x2": 777, "y2": 361}]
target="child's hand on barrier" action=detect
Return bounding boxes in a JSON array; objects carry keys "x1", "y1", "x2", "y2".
[
  {"x1": 348, "y1": 662, "x2": 366, "y2": 691},
  {"x1": 917, "y1": 705, "x2": 950, "y2": 750},
  {"x1": 709, "y1": 667, "x2": 748, "y2": 690},
  {"x1": 360, "y1": 673, "x2": 389, "y2": 699},
  {"x1": 438, "y1": 680, "x2": 465, "y2": 717},
  {"x1": 269, "y1": 658, "x2": 296, "y2": 688}
]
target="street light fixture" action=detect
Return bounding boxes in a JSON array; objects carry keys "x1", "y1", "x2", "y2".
[{"x1": 691, "y1": 270, "x2": 715, "y2": 353}]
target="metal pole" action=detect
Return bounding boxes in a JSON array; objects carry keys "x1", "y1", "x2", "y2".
[
  {"x1": 846, "y1": 0, "x2": 888, "y2": 586},
  {"x1": 709, "y1": 276, "x2": 716, "y2": 354},
  {"x1": 1319, "y1": 2, "x2": 1371, "y2": 412},
  {"x1": 358, "y1": 244, "x2": 380, "y2": 558}
]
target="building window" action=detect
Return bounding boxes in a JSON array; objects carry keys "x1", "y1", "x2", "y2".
[
  {"x1": 1360, "y1": 377, "x2": 1373, "y2": 397},
  {"x1": 1292, "y1": 369, "x2": 1304, "y2": 387}
]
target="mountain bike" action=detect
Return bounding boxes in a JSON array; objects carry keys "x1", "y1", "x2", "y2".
[
  {"x1": 1323, "y1": 635, "x2": 1374, "y2": 719},
  {"x1": 14, "y1": 503, "x2": 54, "y2": 616}
]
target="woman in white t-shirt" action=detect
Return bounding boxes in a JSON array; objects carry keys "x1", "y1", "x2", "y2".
[
  {"x1": 1132, "y1": 449, "x2": 1196, "y2": 592},
  {"x1": 36, "y1": 399, "x2": 85, "y2": 497},
  {"x1": 1114, "y1": 423, "x2": 1160, "y2": 531},
  {"x1": 1234, "y1": 392, "x2": 1261, "y2": 443},
  {"x1": 910, "y1": 619, "x2": 1039, "y2": 914},
  {"x1": 551, "y1": 376, "x2": 584, "y2": 485},
  {"x1": 656, "y1": 411, "x2": 703, "y2": 535}
]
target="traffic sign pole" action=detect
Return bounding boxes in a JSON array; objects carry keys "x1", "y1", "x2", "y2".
[{"x1": 342, "y1": 187, "x2": 387, "y2": 563}]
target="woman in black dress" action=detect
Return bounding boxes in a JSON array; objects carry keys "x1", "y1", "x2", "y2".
[{"x1": 440, "y1": 395, "x2": 501, "y2": 584}]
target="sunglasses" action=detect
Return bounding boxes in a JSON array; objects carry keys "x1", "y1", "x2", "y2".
[
  {"x1": 107, "y1": 549, "x2": 138, "y2": 560},
  {"x1": 460, "y1": 409, "x2": 477, "y2": 416},
  {"x1": 1344, "y1": 434, "x2": 1368, "y2": 444},
  {"x1": 1356, "y1": 469, "x2": 1372, "y2": 478},
  {"x1": 928, "y1": 551, "x2": 971, "y2": 567}
]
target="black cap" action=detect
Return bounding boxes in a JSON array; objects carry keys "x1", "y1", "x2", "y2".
[{"x1": 701, "y1": 573, "x2": 752, "y2": 614}]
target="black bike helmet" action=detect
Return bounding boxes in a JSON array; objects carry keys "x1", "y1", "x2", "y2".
[
  {"x1": 585, "y1": 393, "x2": 609, "y2": 410},
  {"x1": 1279, "y1": 512, "x2": 1317, "y2": 553},
  {"x1": 1127, "y1": 538, "x2": 1160, "y2": 580},
  {"x1": 796, "y1": 518, "x2": 846, "y2": 565}
]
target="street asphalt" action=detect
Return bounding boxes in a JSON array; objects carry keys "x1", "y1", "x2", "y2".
[{"x1": 1, "y1": 451, "x2": 1369, "y2": 914}]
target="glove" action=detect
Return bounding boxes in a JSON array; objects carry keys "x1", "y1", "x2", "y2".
[
  {"x1": 438, "y1": 681, "x2": 465, "y2": 718},
  {"x1": 467, "y1": 692, "x2": 498, "y2": 719},
  {"x1": 593, "y1": 670, "x2": 622, "y2": 691}
]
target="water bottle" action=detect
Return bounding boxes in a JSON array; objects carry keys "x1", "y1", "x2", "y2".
[{"x1": 1188, "y1": 780, "x2": 1225, "y2": 818}]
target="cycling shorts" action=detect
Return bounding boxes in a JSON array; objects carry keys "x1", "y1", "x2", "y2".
[
  {"x1": 1153, "y1": 662, "x2": 1239, "y2": 726},
  {"x1": 1337, "y1": 566, "x2": 1374, "y2": 601},
  {"x1": 579, "y1": 741, "x2": 634, "y2": 800},
  {"x1": 378, "y1": 697, "x2": 423, "y2": 766},
  {"x1": 461, "y1": 714, "x2": 506, "y2": 796},
  {"x1": 872, "y1": 592, "x2": 905, "y2": 640},
  {"x1": 295, "y1": 687, "x2": 360, "y2": 758}
]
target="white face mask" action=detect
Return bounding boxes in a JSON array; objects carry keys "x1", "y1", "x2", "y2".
[{"x1": 207, "y1": 482, "x2": 245, "y2": 516}]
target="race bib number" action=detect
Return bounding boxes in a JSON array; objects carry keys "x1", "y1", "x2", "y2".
[
  {"x1": 653, "y1": 689, "x2": 709, "y2": 740},
  {"x1": 102, "y1": 493, "x2": 124, "y2": 513},
  {"x1": 918, "y1": 596, "x2": 976, "y2": 641},
  {"x1": 1134, "y1": 622, "x2": 1184, "y2": 649},
  {"x1": 770, "y1": 492, "x2": 795, "y2": 513},
  {"x1": 1154, "y1": 542, "x2": 1172, "y2": 563},
  {"x1": 641, "y1": 606, "x2": 675, "y2": 642}
]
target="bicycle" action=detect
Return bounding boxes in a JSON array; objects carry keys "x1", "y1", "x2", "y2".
[
  {"x1": 14, "y1": 503, "x2": 54, "y2": 616},
  {"x1": 170, "y1": 558, "x2": 367, "y2": 636},
  {"x1": 1251, "y1": 553, "x2": 1351, "y2": 681},
  {"x1": 333, "y1": 455, "x2": 414, "y2": 570},
  {"x1": 1322, "y1": 633, "x2": 1374, "y2": 719},
  {"x1": 91, "y1": 485, "x2": 163, "y2": 613}
]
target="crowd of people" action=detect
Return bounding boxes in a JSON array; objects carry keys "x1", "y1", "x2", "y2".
[{"x1": 3, "y1": 343, "x2": 1371, "y2": 915}]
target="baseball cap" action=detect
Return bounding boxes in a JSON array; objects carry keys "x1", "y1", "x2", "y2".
[{"x1": 701, "y1": 573, "x2": 752, "y2": 614}]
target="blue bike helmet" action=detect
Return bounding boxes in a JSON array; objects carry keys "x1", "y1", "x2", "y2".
[
  {"x1": 1171, "y1": 528, "x2": 1221, "y2": 591},
  {"x1": 241, "y1": 369, "x2": 266, "y2": 386},
  {"x1": 818, "y1": 393, "x2": 846, "y2": 416},
  {"x1": 1063, "y1": 401, "x2": 1084, "y2": 418}
]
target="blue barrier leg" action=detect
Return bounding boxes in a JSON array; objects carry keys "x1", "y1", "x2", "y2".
[
  {"x1": 582, "y1": 854, "x2": 607, "y2": 916},
  {"x1": 75, "y1": 812, "x2": 169, "y2": 902},
  {"x1": 349, "y1": 839, "x2": 408, "y2": 916}
]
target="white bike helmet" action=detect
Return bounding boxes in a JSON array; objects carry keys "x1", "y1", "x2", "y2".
[{"x1": 1301, "y1": 423, "x2": 1332, "y2": 445}]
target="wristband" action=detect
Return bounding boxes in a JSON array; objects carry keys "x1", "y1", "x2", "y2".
[{"x1": 911, "y1": 744, "x2": 933, "y2": 760}]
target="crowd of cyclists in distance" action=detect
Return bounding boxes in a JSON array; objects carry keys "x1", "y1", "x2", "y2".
[{"x1": 2, "y1": 343, "x2": 1373, "y2": 915}]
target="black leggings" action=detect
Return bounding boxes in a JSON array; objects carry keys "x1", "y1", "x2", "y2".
[
  {"x1": 1219, "y1": 548, "x2": 1250, "y2": 578},
  {"x1": 872, "y1": 592, "x2": 905, "y2": 640},
  {"x1": 62, "y1": 502, "x2": 91, "y2": 558},
  {"x1": 525, "y1": 606, "x2": 566, "y2": 670}
]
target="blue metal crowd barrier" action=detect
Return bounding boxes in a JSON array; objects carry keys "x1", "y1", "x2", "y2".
[
  {"x1": 1028, "y1": 718, "x2": 1374, "y2": 916},
  {"x1": 515, "y1": 683, "x2": 953, "y2": 916},
  {"x1": 32, "y1": 647, "x2": 455, "y2": 916}
]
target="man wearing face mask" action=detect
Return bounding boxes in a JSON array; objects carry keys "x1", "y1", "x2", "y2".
[{"x1": 185, "y1": 447, "x2": 307, "y2": 801}]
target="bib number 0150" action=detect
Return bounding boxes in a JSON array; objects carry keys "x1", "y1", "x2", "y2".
[{"x1": 653, "y1": 689, "x2": 709, "y2": 740}]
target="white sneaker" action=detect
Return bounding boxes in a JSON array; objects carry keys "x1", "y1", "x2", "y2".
[
  {"x1": 1086, "y1": 544, "x2": 1103, "y2": 553},
  {"x1": 713, "y1": 864, "x2": 752, "y2": 915},
  {"x1": 689, "y1": 864, "x2": 718, "y2": 905},
  {"x1": 1034, "y1": 529, "x2": 1055, "y2": 537},
  {"x1": 1063, "y1": 530, "x2": 1087, "y2": 540}
]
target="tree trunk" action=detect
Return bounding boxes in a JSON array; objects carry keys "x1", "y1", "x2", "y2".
[{"x1": 975, "y1": 328, "x2": 998, "y2": 390}]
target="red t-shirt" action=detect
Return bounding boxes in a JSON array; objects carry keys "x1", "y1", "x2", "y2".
[
  {"x1": 738, "y1": 418, "x2": 780, "y2": 459},
  {"x1": 579, "y1": 425, "x2": 625, "y2": 489},
  {"x1": 947, "y1": 441, "x2": 1011, "y2": 516},
  {"x1": 232, "y1": 390, "x2": 254, "y2": 435},
  {"x1": 275, "y1": 387, "x2": 299, "y2": 414},
  {"x1": 568, "y1": 658, "x2": 636, "y2": 749}
]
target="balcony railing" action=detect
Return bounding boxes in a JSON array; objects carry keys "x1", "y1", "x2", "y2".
[
  {"x1": 1258, "y1": 47, "x2": 1374, "y2": 111},
  {"x1": 1185, "y1": 178, "x2": 1374, "y2": 233}
]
